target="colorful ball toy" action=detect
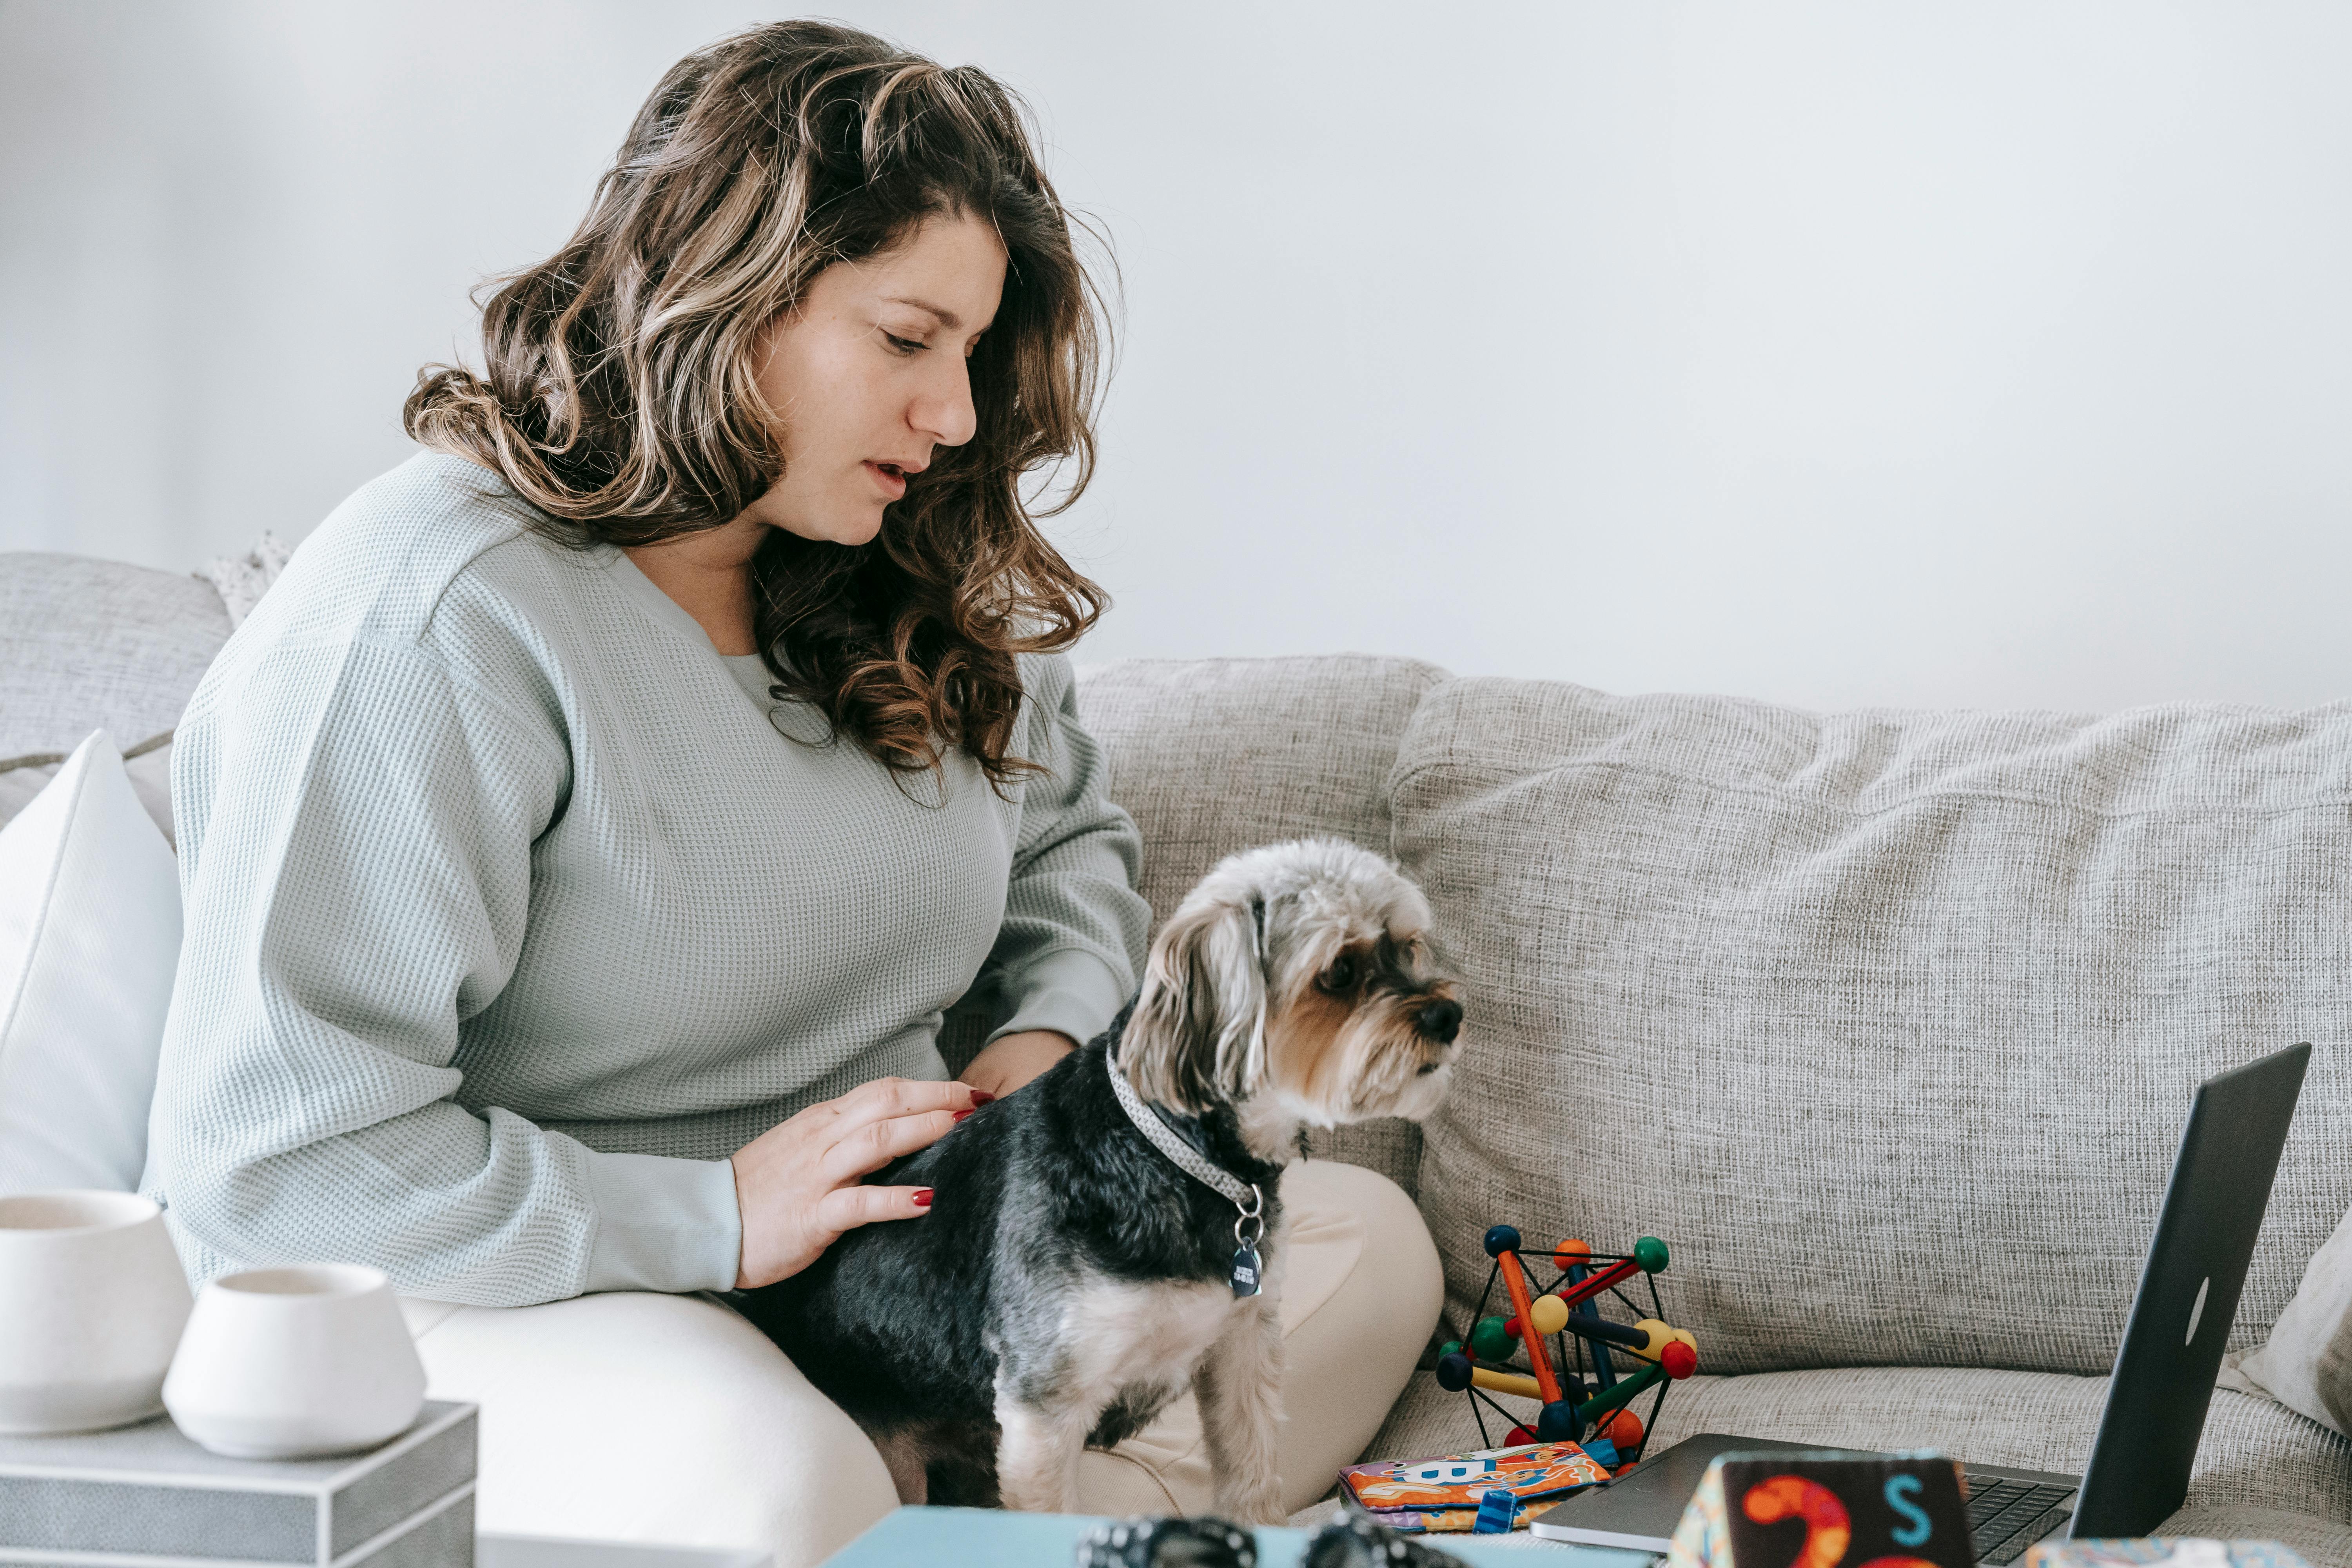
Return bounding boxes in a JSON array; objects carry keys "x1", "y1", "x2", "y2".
[{"x1": 1434, "y1": 1229, "x2": 1697, "y2": 1470}]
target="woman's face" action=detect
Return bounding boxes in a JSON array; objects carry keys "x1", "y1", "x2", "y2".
[{"x1": 744, "y1": 212, "x2": 1009, "y2": 546}]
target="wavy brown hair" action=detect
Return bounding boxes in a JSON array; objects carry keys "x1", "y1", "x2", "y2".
[{"x1": 404, "y1": 20, "x2": 1109, "y2": 786}]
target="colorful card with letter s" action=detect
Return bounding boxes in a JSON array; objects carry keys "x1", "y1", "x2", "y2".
[{"x1": 1665, "y1": 1451, "x2": 1974, "y2": 1568}]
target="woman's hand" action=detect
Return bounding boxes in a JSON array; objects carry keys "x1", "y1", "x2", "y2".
[
  {"x1": 958, "y1": 1029, "x2": 1078, "y2": 1100},
  {"x1": 729, "y1": 1076, "x2": 987, "y2": 1290}
]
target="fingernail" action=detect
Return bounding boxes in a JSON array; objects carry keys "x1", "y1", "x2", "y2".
[
  {"x1": 913, "y1": 1189, "x2": 934, "y2": 1208},
  {"x1": 969, "y1": 1090, "x2": 996, "y2": 1105},
  {"x1": 952, "y1": 1109, "x2": 975, "y2": 1123}
]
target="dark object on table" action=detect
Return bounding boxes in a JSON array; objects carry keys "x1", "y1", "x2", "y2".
[
  {"x1": 1303, "y1": 1512, "x2": 1465, "y2": 1567},
  {"x1": 1075, "y1": 1514, "x2": 1257, "y2": 1568}
]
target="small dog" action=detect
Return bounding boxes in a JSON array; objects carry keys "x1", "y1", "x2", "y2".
[{"x1": 734, "y1": 838, "x2": 1463, "y2": 1521}]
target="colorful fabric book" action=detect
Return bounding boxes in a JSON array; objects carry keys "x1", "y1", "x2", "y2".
[
  {"x1": 1339, "y1": 1440, "x2": 1613, "y2": 1533},
  {"x1": 2024, "y1": 1543, "x2": 2311, "y2": 1568}
]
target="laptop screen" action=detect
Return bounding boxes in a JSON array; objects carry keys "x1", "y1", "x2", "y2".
[{"x1": 2071, "y1": 1041, "x2": 2310, "y2": 1537}]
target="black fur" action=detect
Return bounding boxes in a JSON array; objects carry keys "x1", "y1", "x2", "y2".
[{"x1": 728, "y1": 1004, "x2": 1285, "y2": 1505}]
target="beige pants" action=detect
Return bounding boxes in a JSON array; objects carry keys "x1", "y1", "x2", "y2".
[{"x1": 403, "y1": 1161, "x2": 1440, "y2": 1568}]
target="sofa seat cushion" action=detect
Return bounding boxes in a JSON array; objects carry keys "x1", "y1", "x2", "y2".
[
  {"x1": 0, "y1": 553, "x2": 230, "y2": 756},
  {"x1": 1359, "y1": 1366, "x2": 2352, "y2": 1543},
  {"x1": 1391, "y1": 678, "x2": 2352, "y2": 1377}
]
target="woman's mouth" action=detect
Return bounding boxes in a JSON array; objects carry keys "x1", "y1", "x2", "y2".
[{"x1": 864, "y1": 461, "x2": 907, "y2": 499}]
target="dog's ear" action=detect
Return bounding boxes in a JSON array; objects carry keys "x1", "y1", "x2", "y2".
[{"x1": 1121, "y1": 896, "x2": 1266, "y2": 1113}]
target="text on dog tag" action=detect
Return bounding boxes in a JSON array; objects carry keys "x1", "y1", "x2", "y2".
[{"x1": 1231, "y1": 1244, "x2": 1262, "y2": 1298}]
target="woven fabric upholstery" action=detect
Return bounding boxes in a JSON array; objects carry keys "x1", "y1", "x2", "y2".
[
  {"x1": 0, "y1": 554, "x2": 230, "y2": 756},
  {"x1": 1392, "y1": 679, "x2": 2352, "y2": 1377},
  {"x1": 1065, "y1": 655, "x2": 1450, "y2": 1191},
  {"x1": 1360, "y1": 1367, "x2": 2352, "y2": 1537}
]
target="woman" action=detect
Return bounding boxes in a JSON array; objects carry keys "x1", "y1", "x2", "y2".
[{"x1": 148, "y1": 22, "x2": 1438, "y2": 1564}]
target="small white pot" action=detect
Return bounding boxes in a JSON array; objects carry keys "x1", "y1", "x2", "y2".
[
  {"x1": 163, "y1": 1263, "x2": 426, "y2": 1460},
  {"x1": 0, "y1": 1190, "x2": 193, "y2": 1435}
]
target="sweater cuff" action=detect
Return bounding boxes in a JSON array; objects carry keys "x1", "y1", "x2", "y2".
[
  {"x1": 581, "y1": 1147, "x2": 743, "y2": 1294},
  {"x1": 989, "y1": 947, "x2": 1130, "y2": 1048}
]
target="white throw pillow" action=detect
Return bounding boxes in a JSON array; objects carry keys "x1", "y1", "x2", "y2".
[
  {"x1": 0, "y1": 732, "x2": 176, "y2": 845},
  {"x1": 2235, "y1": 1201, "x2": 2352, "y2": 1434},
  {"x1": 0, "y1": 731, "x2": 182, "y2": 1193}
]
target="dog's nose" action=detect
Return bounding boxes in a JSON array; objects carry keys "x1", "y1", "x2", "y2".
[{"x1": 1416, "y1": 998, "x2": 1462, "y2": 1044}]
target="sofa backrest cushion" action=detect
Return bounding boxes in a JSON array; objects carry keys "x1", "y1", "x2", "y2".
[
  {"x1": 0, "y1": 554, "x2": 230, "y2": 758},
  {"x1": 1393, "y1": 677, "x2": 2352, "y2": 1377},
  {"x1": 1072, "y1": 655, "x2": 1449, "y2": 1191}
]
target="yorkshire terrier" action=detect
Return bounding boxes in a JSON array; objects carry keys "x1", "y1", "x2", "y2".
[{"x1": 733, "y1": 838, "x2": 1463, "y2": 1521}]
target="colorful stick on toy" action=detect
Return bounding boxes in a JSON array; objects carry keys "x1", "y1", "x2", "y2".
[
  {"x1": 1548, "y1": 1256, "x2": 1643, "y2": 1311},
  {"x1": 1562, "y1": 1310, "x2": 1649, "y2": 1351},
  {"x1": 1484, "y1": 1226, "x2": 1564, "y2": 1405},
  {"x1": 1555, "y1": 1239, "x2": 1617, "y2": 1392},
  {"x1": 1468, "y1": 1367, "x2": 1548, "y2": 1401}
]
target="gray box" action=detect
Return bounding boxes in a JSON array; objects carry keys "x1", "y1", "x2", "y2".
[{"x1": 0, "y1": 1401, "x2": 475, "y2": 1567}]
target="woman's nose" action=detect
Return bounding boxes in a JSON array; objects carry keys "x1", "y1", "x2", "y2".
[{"x1": 909, "y1": 359, "x2": 978, "y2": 449}]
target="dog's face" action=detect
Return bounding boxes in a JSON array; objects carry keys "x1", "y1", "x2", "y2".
[{"x1": 1120, "y1": 839, "x2": 1462, "y2": 1140}]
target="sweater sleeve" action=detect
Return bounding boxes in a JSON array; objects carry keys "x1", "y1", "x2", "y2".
[
  {"x1": 982, "y1": 654, "x2": 1152, "y2": 1046},
  {"x1": 152, "y1": 635, "x2": 742, "y2": 1305}
]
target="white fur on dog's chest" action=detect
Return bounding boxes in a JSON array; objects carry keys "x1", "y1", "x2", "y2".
[{"x1": 1058, "y1": 1272, "x2": 1255, "y2": 1397}]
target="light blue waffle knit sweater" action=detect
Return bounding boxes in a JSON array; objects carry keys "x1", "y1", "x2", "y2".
[{"x1": 143, "y1": 452, "x2": 1149, "y2": 1307}]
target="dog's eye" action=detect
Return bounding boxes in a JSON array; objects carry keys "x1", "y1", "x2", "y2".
[{"x1": 1320, "y1": 954, "x2": 1357, "y2": 993}]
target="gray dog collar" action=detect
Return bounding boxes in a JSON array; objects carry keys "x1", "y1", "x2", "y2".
[
  {"x1": 1104, "y1": 1050, "x2": 1267, "y2": 1298},
  {"x1": 1104, "y1": 1047, "x2": 1258, "y2": 1208}
]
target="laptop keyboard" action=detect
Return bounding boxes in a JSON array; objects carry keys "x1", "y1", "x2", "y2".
[{"x1": 1962, "y1": 1475, "x2": 2078, "y2": 1565}]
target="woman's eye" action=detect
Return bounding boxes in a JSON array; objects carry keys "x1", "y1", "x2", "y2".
[{"x1": 884, "y1": 332, "x2": 924, "y2": 354}]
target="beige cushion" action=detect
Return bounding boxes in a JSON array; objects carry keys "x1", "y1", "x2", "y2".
[
  {"x1": 1393, "y1": 677, "x2": 2352, "y2": 1377},
  {"x1": 1071, "y1": 655, "x2": 1449, "y2": 1189}
]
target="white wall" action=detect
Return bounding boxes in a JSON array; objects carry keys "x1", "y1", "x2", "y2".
[{"x1": 5, "y1": 2, "x2": 2350, "y2": 711}]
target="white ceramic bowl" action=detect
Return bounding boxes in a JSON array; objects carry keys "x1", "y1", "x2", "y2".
[
  {"x1": 162, "y1": 1263, "x2": 426, "y2": 1459},
  {"x1": 0, "y1": 1190, "x2": 193, "y2": 1434}
]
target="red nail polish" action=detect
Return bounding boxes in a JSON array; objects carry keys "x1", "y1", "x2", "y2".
[
  {"x1": 913, "y1": 1189, "x2": 934, "y2": 1208},
  {"x1": 952, "y1": 1110, "x2": 975, "y2": 1123},
  {"x1": 969, "y1": 1090, "x2": 996, "y2": 1105}
]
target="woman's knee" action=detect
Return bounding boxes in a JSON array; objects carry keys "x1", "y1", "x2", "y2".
[
  {"x1": 1280, "y1": 1159, "x2": 1442, "y2": 1345},
  {"x1": 1265, "y1": 1161, "x2": 1442, "y2": 1506},
  {"x1": 409, "y1": 1291, "x2": 897, "y2": 1568}
]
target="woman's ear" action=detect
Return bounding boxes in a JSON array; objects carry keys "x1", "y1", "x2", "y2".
[{"x1": 1119, "y1": 897, "x2": 1265, "y2": 1113}]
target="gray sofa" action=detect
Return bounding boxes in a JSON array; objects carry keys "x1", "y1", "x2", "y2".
[{"x1": 7, "y1": 549, "x2": 2350, "y2": 1561}]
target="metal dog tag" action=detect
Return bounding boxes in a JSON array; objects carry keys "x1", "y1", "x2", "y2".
[{"x1": 1230, "y1": 1243, "x2": 1262, "y2": 1298}]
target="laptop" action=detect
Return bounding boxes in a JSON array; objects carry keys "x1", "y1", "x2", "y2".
[{"x1": 1528, "y1": 1042, "x2": 2312, "y2": 1563}]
